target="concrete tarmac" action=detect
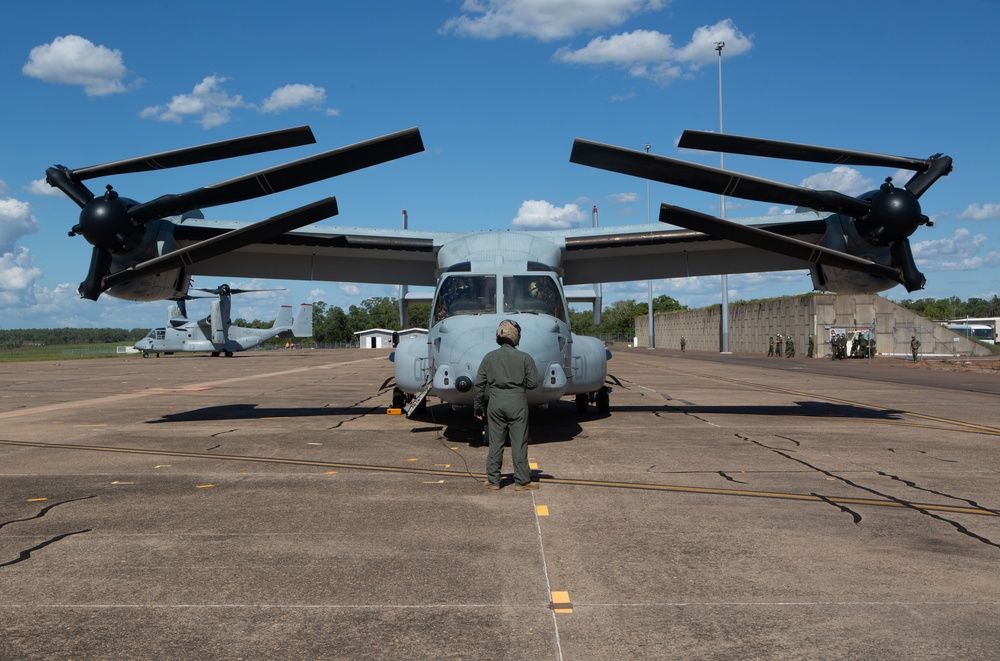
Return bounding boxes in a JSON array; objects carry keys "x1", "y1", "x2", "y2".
[{"x1": 1, "y1": 347, "x2": 999, "y2": 660}]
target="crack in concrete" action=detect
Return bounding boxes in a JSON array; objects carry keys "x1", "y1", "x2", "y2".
[
  {"x1": 737, "y1": 432, "x2": 1000, "y2": 550},
  {"x1": 0, "y1": 495, "x2": 96, "y2": 531}
]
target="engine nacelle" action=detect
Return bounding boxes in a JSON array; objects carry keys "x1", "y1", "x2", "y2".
[
  {"x1": 566, "y1": 333, "x2": 608, "y2": 394},
  {"x1": 102, "y1": 219, "x2": 190, "y2": 302},
  {"x1": 808, "y1": 213, "x2": 903, "y2": 295},
  {"x1": 393, "y1": 335, "x2": 432, "y2": 392}
]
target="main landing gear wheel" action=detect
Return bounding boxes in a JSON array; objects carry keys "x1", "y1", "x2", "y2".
[
  {"x1": 596, "y1": 386, "x2": 610, "y2": 414},
  {"x1": 575, "y1": 387, "x2": 611, "y2": 415}
]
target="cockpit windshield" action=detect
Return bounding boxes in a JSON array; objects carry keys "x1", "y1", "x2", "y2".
[
  {"x1": 146, "y1": 329, "x2": 166, "y2": 340},
  {"x1": 502, "y1": 275, "x2": 566, "y2": 321},
  {"x1": 432, "y1": 275, "x2": 497, "y2": 324}
]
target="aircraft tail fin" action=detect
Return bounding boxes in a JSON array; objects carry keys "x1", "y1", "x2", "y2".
[
  {"x1": 272, "y1": 305, "x2": 294, "y2": 330},
  {"x1": 292, "y1": 303, "x2": 313, "y2": 338}
]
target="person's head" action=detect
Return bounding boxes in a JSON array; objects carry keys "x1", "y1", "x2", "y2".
[
  {"x1": 529, "y1": 282, "x2": 539, "y2": 297},
  {"x1": 496, "y1": 319, "x2": 521, "y2": 347}
]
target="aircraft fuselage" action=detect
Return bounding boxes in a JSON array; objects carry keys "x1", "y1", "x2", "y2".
[{"x1": 392, "y1": 251, "x2": 608, "y2": 408}]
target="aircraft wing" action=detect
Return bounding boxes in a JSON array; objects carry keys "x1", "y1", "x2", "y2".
[
  {"x1": 174, "y1": 213, "x2": 828, "y2": 289},
  {"x1": 549, "y1": 214, "x2": 828, "y2": 286},
  {"x1": 174, "y1": 218, "x2": 452, "y2": 287}
]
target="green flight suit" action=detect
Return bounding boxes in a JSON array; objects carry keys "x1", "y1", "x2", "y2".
[{"x1": 474, "y1": 344, "x2": 540, "y2": 486}]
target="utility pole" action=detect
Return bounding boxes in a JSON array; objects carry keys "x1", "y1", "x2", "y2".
[
  {"x1": 716, "y1": 41, "x2": 731, "y2": 354},
  {"x1": 645, "y1": 142, "x2": 654, "y2": 349}
]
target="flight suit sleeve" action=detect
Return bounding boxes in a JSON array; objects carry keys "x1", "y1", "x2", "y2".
[
  {"x1": 523, "y1": 354, "x2": 539, "y2": 391},
  {"x1": 473, "y1": 359, "x2": 489, "y2": 415}
]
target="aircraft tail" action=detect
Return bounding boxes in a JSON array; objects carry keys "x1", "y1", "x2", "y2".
[
  {"x1": 292, "y1": 303, "x2": 313, "y2": 338},
  {"x1": 272, "y1": 305, "x2": 294, "y2": 330}
]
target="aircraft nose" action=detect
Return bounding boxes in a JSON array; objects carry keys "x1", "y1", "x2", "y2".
[{"x1": 455, "y1": 375, "x2": 473, "y2": 392}]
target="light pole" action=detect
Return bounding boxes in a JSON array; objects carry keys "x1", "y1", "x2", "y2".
[
  {"x1": 645, "y1": 142, "x2": 654, "y2": 349},
  {"x1": 716, "y1": 41, "x2": 730, "y2": 354}
]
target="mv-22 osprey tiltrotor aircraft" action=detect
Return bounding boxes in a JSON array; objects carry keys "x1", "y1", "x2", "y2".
[
  {"x1": 134, "y1": 284, "x2": 312, "y2": 357},
  {"x1": 45, "y1": 125, "x2": 951, "y2": 414}
]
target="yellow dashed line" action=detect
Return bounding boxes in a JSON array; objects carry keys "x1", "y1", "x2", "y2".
[
  {"x1": 27, "y1": 498, "x2": 48, "y2": 502},
  {"x1": 195, "y1": 484, "x2": 214, "y2": 489}
]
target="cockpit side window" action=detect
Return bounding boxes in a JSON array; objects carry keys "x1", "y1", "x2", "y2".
[
  {"x1": 432, "y1": 275, "x2": 497, "y2": 324},
  {"x1": 502, "y1": 275, "x2": 566, "y2": 321}
]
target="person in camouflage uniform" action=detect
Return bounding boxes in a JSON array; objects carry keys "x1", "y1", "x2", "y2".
[{"x1": 475, "y1": 320, "x2": 540, "y2": 491}]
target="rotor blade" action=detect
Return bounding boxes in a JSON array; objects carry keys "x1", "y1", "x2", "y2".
[
  {"x1": 678, "y1": 130, "x2": 932, "y2": 171},
  {"x1": 571, "y1": 139, "x2": 871, "y2": 217},
  {"x1": 103, "y1": 197, "x2": 339, "y2": 289},
  {"x1": 79, "y1": 246, "x2": 113, "y2": 301},
  {"x1": 902, "y1": 154, "x2": 953, "y2": 199},
  {"x1": 659, "y1": 204, "x2": 903, "y2": 283},
  {"x1": 46, "y1": 166, "x2": 95, "y2": 209},
  {"x1": 127, "y1": 127, "x2": 424, "y2": 224},
  {"x1": 889, "y1": 238, "x2": 927, "y2": 292},
  {"x1": 67, "y1": 126, "x2": 317, "y2": 181},
  {"x1": 193, "y1": 288, "x2": 285, "y2": 295}
]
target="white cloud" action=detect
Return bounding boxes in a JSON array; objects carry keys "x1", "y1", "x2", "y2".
[
  {"x1": 141, "y1": 75, "x2": 247, "y2": 128},
  {"x1": 959, "y1": 203, "x2": 1000, "y2": 221},
  {"x1": 26, "y1": 179, "x2": 65, "y2": 198},
  {"x1": 261, "y1": 83, "x2": 327, "y2": 113},
  {"x1": 800, "y1": 166, "x2": 873, "y2": 197},
  {"x1": 554, "y1": 19, "x2": 752, "y2": 85},
  {"x1": 608, "y1": 192, "x2": 638, "y2": 204},
  {"x1": 339, "y1": 283, "x2": 362, "y2": 296},
  {"x1": 22, "y1": 35, "x2": 128, "y2": 96},
  {"x1": 0, "y1": 193, "x2": 39, "y2": 253},
  {"x1": 512, "y1": 199, "x2": 589, "y2": 229},
  {"x1": 440, "y1": 0, "x2": 665, "y2": 41},
  {"x1": 0, "y1": 247, "x2": 43, "y2": 294},
  {"x1": 912, "y1": 228, "x2": 1000, "y2": 271},
  {"x1": 142, "y1": 77, "x2": 336, "y2": 128}
]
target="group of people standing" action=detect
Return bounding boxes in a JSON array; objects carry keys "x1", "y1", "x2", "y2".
[{"x1": 767, "y1": 334, "x2": 795, "y2": 357}]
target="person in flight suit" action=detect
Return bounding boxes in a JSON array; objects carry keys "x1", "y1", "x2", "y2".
[
  {"x1": 911, "y1": 334, "x2": 921, "y2": 361},
  {"x1": 474, "y1": 320, "x2": 540, "y2": 491}
]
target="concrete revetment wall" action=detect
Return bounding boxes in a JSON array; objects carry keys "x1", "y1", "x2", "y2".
[{"x1": 633, "y1": 294, "x2": 992, "y2": 358}]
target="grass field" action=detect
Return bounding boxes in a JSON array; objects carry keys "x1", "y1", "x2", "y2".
[{"x1": 0, "y1": 343, "x2": 137, "y2": 362}]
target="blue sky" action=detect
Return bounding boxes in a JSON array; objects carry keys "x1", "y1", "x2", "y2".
[{"x1": 2, "y1": 0, "x2": 998, "y2": 330}]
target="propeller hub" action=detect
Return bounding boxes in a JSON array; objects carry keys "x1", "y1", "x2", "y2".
[
  {"x1": 77, "y1": 190, "x2": 139, "y2": 251},
  {"x1": 864, "y1": 181, "x2": 922, "y2": 244}
]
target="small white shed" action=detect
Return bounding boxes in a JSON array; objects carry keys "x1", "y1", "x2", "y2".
[{"x1": 354, "y1": 327, "x2": 427, "y2": 349}]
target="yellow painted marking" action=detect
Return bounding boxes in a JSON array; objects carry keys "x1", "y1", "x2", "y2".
[
  {"x1": 386, "y1": 408, "x2": 403, "y2": 415},
  {"x1": 195, "y1": 484, "x2": 214, "y2": 489},
  {"x1": 536, "y1": 505, "x2": 549, "y2": 516},
  {"x1": 450, "y1": 447, "x2": 458, "y2": 451},
  {"x1": 110, "y1": 481, "x2": 134, "y2": 485},
  {"x1": 154, "y1": 465, "x2": 171, "y2": 468},
  {"x1": 407, "y1": 457, "x2": 419, "y2": 462},
  {"x1": 551, "y1": 591, "x2": 573, "y2": 613},
  {"x1": 324, "y1": 471, "x2": 338, "y2": 475},
  {"x1": 423, "y1": 480, "x2": 445, "y2": 484},
  {"x1": 306, "y1": 442, "x2": 322, "y2": 446},
  {"x1": 529, "y1": 462, "x2": 539, "y2": 470},
  {"x1": 434, "y1": 463, "x2": 451, "y2": 468},
  {"x1": 27, "y1": 498, "x2": 48, "y2": 502}
]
